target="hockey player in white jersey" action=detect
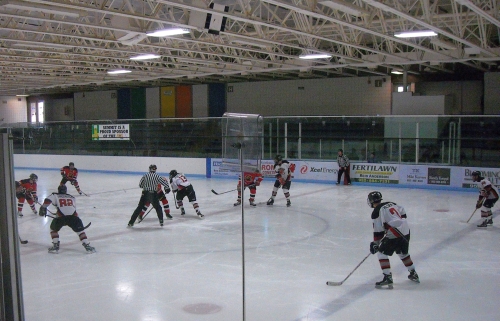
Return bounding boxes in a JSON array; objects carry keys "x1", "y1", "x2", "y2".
[
  {"x1": 169, "y1": 170, "x2": 204, "y2": 219},
  {"x1": 367, "y1": 191, "x2": 419, "y2": 288},
  {"x1": 266, "y1": 154, "x2": 294, "y2": 207},
  {"x1": 39, "y1": 185, "x2": 95, "y2": 254},
  {"x1": 471, "y1": 171, "x2": 499, "y2": 227}
]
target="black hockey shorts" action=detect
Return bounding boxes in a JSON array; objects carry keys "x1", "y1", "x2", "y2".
[
  {"x1": 176, "y1": 185, "x2": 196, "y2": 202},
  {"x1": 50, "y1": 215, "x2": 85, "y2": 232},
  {"x1": 274, "y1": 179, "x2": 291, "y2": 189},
  {"x1": 379, "y1": 234, "x2": 410, "y2": 256},
  {"x1": 483, "y1": 197, "x2": 498, "y2": 209}
]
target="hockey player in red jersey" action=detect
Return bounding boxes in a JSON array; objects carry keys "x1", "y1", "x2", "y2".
[
  {"x1": 16, "y1": 173, "x2": 39, "y2": 216},
  {"x1": 471, "y1": 171, "x2": 499, "y2": 227},
  {"x1": 267, "y1": 155, "x2": 295, "y2": 207},
  {"x1": 234, "y1": 170, "x2": 264, "y2": 207},
  {"x1": 367, "y1": 191, "x2": 419, "y2": 289},
  {"x1": 138, "y1": 182, "x2": 173, "y2": 223},
  {"x1": 39, "y1": 184, "x2": 95, "y2": 254},
  {"x1": 60, "y1": 162, "x2": 83, "y2": 195}
]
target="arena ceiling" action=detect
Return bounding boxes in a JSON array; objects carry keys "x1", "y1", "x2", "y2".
[{"x1": 0, "y1": 0, "x2": 499, "y2": 96}]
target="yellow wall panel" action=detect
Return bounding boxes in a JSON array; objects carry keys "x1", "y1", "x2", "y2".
[{"x1": 160, "y1": 86, "x2": 176, "y2": 117}]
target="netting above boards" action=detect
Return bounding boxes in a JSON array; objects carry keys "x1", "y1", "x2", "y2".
[{"x1": 221, "y1": 113, "x2": 263, "y2": 172}]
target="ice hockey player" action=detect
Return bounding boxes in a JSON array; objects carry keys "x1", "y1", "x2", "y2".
[
  {"x1": 128, "y1": 164, "x2": 171, "y2": 227},
  {"x1": 267, "y1": 155, "x2": 294, "y2": 207},
  {"x1": 471, "y1": 171, "x2": 499, "y2": 227},
  {"x1": 16, "y1": 173, "x2": 39, "y2": 216},
  {"x1": 367, "y1": 191, "x2": 419, "y2": 289},
  {"x1": 60, "y1": 162, "x2": 83, "y2": 195},
  {"x1": 39, "y1": 185, "x2": 95, "y2": 254},
  {"x1": 138, "y1": 182, "x2": 173, "y2": 223},
  {"x1": 169, "y1": 170, "x2": 204, "y2": 219},
  {"x1": 234, "y1": 170, "x2": 264, "y2": 207}
]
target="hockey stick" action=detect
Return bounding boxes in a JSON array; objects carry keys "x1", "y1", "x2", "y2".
[
  {"x1": 463, "y1": 197, "x2": 486, "y2": 223},
  {"x1": 211, "y1": 188, "x2": 238, "y2": 195},
  {"x1": 137, "y1": 206, "x2": 153, "y2": 223},
  {"x1": 19, "y1": 237, "x2": 28, "y2": 244},
  {"x1": 326, "y1": 252, "x2": 371, "y2": 286},
  {"x1": 172, "y1": 191, "x2": 179, "y2": 209}
]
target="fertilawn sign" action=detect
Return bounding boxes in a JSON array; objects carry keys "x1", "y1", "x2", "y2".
[{"x1": 92, "y1": 124, "x2": 130, "y2": 140}]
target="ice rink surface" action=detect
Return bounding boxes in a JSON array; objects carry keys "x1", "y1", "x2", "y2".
[{"x1": 15, "y1": 168, "x2": 500, "y2": 321}]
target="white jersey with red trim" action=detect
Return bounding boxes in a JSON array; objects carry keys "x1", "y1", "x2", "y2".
[
  {"x1": 45, "y1": 193, "x2": 77, "y2": 216},
  {"x1": 170, "y1": 173, "x2": 191, "y2": 191},
  {"x1": 477, "y1": 178, "x2": 499, "y2": 200},
  {"x1": 372, "y1": 202, "x2": 410, "y2": 239}
]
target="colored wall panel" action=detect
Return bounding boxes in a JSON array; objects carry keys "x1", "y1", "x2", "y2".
[
  {"x1": 131, "y1": 88, "x2": 146, "y2": 119},
  {"x1": 117, "y1": 89, "x2": 131, "y2": 119},
  {"x1": 208, "y1": 83, "x2": 226, "y2": 117},
  {"x1": 160, "y1": 86, "x2": 176, "y2": 118},
  {"x1": 176, "y1": 85, "x2": 192, "y2": 118}
]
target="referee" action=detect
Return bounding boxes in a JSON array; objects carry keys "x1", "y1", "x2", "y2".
[{"x1": 128, "y1": 164, "x2": 171, "y2": 227}]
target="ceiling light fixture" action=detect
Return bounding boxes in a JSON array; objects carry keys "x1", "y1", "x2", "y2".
[
  {"x1": 391, "y1": 70, "x2": 404, "y2": 75},
  {"x1": 231, "y1": 38, "x2": 270, "y2": 48},
  {"x1": 299, "y1": 53, "x2": 332, "y2": 60},
  {"x1": 1, "y1": 0, "x2": 86, "y2": 18},
  {"x1": 107, "y1": 70, "x2": 132, "y2": 75},
  {"x1": 430, "y1": 38, "x2": 457, "y2": 50},
  {"x1": 319, "y1": 0, "x2": 370, "y2": 17},
  {"x1": 394, "y1": 30, "x2": 437, "y2": 38},
  {"x1": 130, "y1": 54, "x2": 161, "y2": 61},
  {"x1": 146, "y1": 28, "x2": 190, "y2": 37}
]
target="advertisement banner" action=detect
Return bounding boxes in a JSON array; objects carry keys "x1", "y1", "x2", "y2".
[
  {"x1": 351, "y1": 163, "x2": 399, "y2": 184},
  {"x1": 92, "y1": 124, "x2": 130, "y2": 140},
  {"x1": 460, "y1": 167, "x2": 500, "y2": 189}
]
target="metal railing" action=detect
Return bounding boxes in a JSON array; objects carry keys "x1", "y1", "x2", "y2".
[{"x1": 4, "y1": 115, "x2": 500, "y2": 167}]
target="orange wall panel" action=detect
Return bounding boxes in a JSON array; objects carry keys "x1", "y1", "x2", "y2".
[{"x1": 176, "y1": 85, "x2": 192, "y2": 118}]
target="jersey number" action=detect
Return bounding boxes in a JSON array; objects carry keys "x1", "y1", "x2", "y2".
[
  {"x1": 59, "y1": 199, "x2": 74, "y2": 207},
  {"x1": 389, "y1": 207, "x2": 402, "y2": 218}
]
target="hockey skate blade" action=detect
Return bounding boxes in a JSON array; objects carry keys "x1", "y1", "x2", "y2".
[
  {"x1": 326, "y1": 281, "x2": 342, "y2": 286},
  {"x1": 375, "y1": 284, "x2": 393, "y2": 289}
]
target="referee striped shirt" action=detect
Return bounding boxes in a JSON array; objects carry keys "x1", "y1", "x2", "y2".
[
  {"x1": 139, "y1": 172, "x2": 170, "y2": 192},
  {"x1": 337, "y1": 155, "x2": 350, "y2": 168}
]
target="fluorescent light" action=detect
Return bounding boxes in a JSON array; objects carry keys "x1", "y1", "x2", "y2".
[
  {"x1": 130, "y1": 54, "x2": 161, "y2": 61},
  {"x1": 319, "y1": 0, "x2": 370, "y2": 17},
  {"x1": 16, "y1": 94, "x2": 29, "y2": 97},
  {"x1": 391, "y1": 70, "x2": 403, "y2": 75},
  {"x1": 107, "y1": 70, "x2": 132, "y2": 75},
  {"x1": 395, "y1": 30, "x2": 437, "y2": 38},
  {"x1": 299, "y1": 53, "x2": 332, "y2": 60},
  {"x1": 12, "y1": 42, "x2": 73, "y2": 49},
  {"x1": 146, "y1": 28, "x2": 190, "y2": 37},
  {"x1": 231, "y1": 38, "x2": 270, "y2": 48},
  {"x1": 1, "y1": 0, "x2": 86, "y2": 18}
]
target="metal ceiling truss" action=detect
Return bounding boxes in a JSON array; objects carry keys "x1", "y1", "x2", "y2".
[{"x1": 0, "y1": 0, "x2": 499, "y2": 95}]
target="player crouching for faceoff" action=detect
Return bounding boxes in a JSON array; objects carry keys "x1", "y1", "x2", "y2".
[
  {"x1": 471, "y1": 171, "x2": 499, "y2": 228},
  {"x1": 234, "y1": 170, "x2": 264, "y2": 207},
  {"x1": 367, "y1": 191, "x2": 419, "y2": 289},
  {"x1": 39, "y1": 185, "x2": 95, "y2": 254}
]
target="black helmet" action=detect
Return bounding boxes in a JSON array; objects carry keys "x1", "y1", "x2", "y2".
[
  {"x1": 69, "y1": 162, "x2": 75, "y2": 166},
  {"x1": 58, "y1": 184, "x2": 67, "y2": 194},
  {"x1": 169, "y1": 170, "x2": 178, "y2": 179},
  {"x1": 149, "y1": 164, "x2": 157, "y2": 172},
  {"x1": 471, "y1": 170, "x2": 482, "y2": 182},
  {"x1": 274, "y1": 154, "x2": 283, "y2": 163},
  {"x1": 29, "y1": 173, "x2": 38, "y2": 181},
  {"x1": 367, "y1": 191, "x2": 383, "y2": 207}
]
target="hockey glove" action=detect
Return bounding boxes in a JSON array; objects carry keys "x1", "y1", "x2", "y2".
[
  {"x1": 33, "y1": 195, "x2": 38, "y2": 203},
  {"x1": 369, "y1": 242, "x2": 379, "y2": 254},
  {"x1": 476, "y1": 199, "x2": 483, "y2": 209},
  {"x1": 165, "y1": 188, "x2": 171, "y2": 194},
  {"x1": 39, "y1": 206, "x2": 47, "y2": 217}
]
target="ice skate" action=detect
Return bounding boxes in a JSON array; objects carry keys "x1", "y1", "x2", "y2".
[
  {"x1": 375, "y1": 273, "x2": 393, "y2": 289},
  {"x1": 197, "y1": 212, "x2": 204, "y2": 219},
  {"x1": 249, "y1": 200, "x2": 256, "y2": 207},
  {"x1": 18, "y1": 211, "x2": 23, "y2": 217},
  {"x1": 159, "y1": 219, "x2": 164, "y2": 226},
  {"x1": 234, "y1": 200, "x2": 241, "y2": 206},
  {"x1": 408, "y1": 270, "x2": 420, "y2": 283},
  {"x1": 48, "y1": 242, "x2": 60, "y2": 254},
  {"x1": 477, "y1": 220, "x2": 488, "y2": 227},
  {"x1": 127, "y1": 222, "x2": 134, "y2": 228},
  {"x1": 33, "y1": 209, "x2": 38, "y2": 215},
  {"x1": 267, "y1": 198, "x2": 274, "y2": 206},
  {"x1": 180, "y1": 208, "x2": 186, "y2": 215},
  {"x1": 286, "y1": 199, "x2": 291, "y2": 207},
  {"x1": 487, "y1": 218, "x2": 493, "y2": 225},
  {"x1": 83, "y1": 243, "x2": 96, "y2": 253},
  {"x1": 165, "y1": 213, "x2": 173, "y2": 220},
  {"x1": 137, "y1": 215, "x2": 144, "y2": 223}
]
